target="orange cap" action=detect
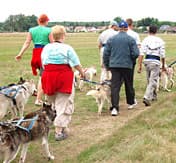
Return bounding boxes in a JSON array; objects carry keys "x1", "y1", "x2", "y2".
[{"x1": 38, "y1": 14, "x2": 49, "y2": 23}]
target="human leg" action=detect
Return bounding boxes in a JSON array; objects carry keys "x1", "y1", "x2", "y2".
[
  {"x1": 123, "y1": 68, "x2": 135, "y2": 105},
  {"x1": 35, "y1": 76, "x2": 44, "y2": 106},
  {"x1": 143, "y1": 63, "x2": 160, "y2": 105},
  {"x1": 110, "y1": 68, "x2": 122, "y2": 114},
  {"x1": 54, "y1": 87, "x2": 75, "y2": 140}
]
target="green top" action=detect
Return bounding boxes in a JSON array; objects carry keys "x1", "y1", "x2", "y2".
[{"x1": 29, "y1": 25, "x2": 51, "y2": 46}]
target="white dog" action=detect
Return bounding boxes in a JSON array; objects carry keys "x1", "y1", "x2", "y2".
[
  {"x1": 86, "y1": 80, "x2": 111, "y2": 115},
  {"x1": 0, "y1": 79, "x2": 37, "y2": 119},
  {"x1": 157, "y1": 65, "x2": 174, "y2": 92},
  {"x1": 75, "y1": 66, "x2": 97, "y2": 91}
]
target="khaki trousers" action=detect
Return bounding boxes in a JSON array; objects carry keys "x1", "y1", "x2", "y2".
[{"x1": 47, "y1": 87, "x2": 75, "y2": 128}]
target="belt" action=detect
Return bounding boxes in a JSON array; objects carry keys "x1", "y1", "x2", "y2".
[
  {"x1": 34, "y1": 44, "x2": 45, "y2": 48},
  {"x1": 145, "y1": 55, "x2": 160, "y2": 61}
]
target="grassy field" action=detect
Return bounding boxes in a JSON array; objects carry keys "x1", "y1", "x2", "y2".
[{"x1": 0, "y1": 32, "x2": 176, "y2": 163}]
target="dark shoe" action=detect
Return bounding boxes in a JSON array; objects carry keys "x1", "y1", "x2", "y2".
[
  {"x1": 143, "y1": 98, "x2": 151, "y2": 106},
  {"x1": 109, "y1": 106, "x2": 113, "y2": 111}
]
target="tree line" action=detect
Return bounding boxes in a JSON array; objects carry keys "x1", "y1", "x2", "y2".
[{"x1": 0, "y1": 14, "x2": 176, "y2": 32}]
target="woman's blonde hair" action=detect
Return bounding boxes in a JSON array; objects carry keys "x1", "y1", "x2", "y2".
[{"x1": 51, "y1": 25, "x2": 66, "y2": 41}]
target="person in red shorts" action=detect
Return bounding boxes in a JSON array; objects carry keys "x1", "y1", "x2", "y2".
[
  {"x1": 15, "y1": 14, "x2": 53, "y2": 106},
  {"x1": 41, "y1": 25, "x2": 85, "y2": 141}
]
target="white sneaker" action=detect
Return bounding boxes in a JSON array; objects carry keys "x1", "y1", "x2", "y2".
[
  {"x1": 111, "y1": 108, "x2": 118, "y2": 116},
  {"x1": 35, "y1": 100, "x2": 43, "y2": 106},
  {"x1": 128, "y1": 99, "x2": 137, "y2": 109}
]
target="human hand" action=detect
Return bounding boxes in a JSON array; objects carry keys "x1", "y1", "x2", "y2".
[
  {"x1": 80, "y1": 71, "x2": 85, "y2": 79},
  {"x1": 137, "y1": 67, "x2": 142, "y2": 73},
  {"x1": 15, "y1": 55, "x2": 22, "y2": 61},
  {"x1": 161, "y1": 66, "x2": 166, "y2": 72}
]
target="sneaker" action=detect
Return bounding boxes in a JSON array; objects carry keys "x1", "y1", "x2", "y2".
[
  {"x1": 128, "y1": 99, "x2": 137, "y2": 109},
  {"x1": 55, "y1": 132, "x2": 67, "y2": 141},
  {"x1": 111, "y1": 108, "x2": 118, "y2": 116},
  {"x1": 143, "y1": 98, "x2": 151, "y2": 106},
  {"x1": 35, "y1": 100, "x2": 43, "y2": 106}
]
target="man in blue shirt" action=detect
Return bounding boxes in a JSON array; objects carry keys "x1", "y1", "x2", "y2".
[{"x1": 103, "y1": 20, "x2": 139, "y2": 116}]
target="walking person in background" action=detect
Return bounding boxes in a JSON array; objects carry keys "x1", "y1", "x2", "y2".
[
  {"x1": 15, "y1": 14, "x2": 53, "y2": 106},
  {"x1": 126, "y1": 18, "x2": 141, "y2": 109},
  {"x1": 103, "y1": 20, "x2": 139, "y2": 116},
  {"x1": 98, "y1": 20, "x2": 118, "y2": 82},
  {"x1": 138, "y1": 25, "x2": 166, "y2": 106},
  {"x1": 41, "y1": 25, "x2": 85, "y2": 141}
]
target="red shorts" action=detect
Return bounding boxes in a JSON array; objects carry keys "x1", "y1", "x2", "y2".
[
  {"x1": 31, "y1": 48, "x2": 43, "y2": 76},
  {"x1": 42, "y1": 64, "x2": 74, "y2": 95}
]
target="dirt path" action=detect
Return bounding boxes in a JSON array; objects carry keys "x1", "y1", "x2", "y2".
[{"x1": 45, "y1": 102, "x2": 147, "y2": 163}]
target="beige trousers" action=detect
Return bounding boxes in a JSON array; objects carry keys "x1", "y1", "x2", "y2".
[
  {"x1": 100, "y1": 47, "x2": 111, "y2": 82},
  {"x1": 47, "y1": 87, "x2": 75, "y2": 128}
]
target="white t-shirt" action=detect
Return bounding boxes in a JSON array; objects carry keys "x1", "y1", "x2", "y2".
[
  {"x1": 141, "y1": 35, "x2": 165, "y2": 65},
  {"x1": 127, "y1": 29, "x2": 141, "y2": 45},
  {"x1": 98, "y1": 28, "x2": 118, "y2": 45}
]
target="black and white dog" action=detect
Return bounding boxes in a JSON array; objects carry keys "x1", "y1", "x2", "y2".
[{"x1": 0, "y1": 103, "x2": 56, "y2": 163}]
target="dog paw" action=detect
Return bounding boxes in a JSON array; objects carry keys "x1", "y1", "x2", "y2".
[{"x1": 48, "y1": 155, "x2": 55, "y2": 160}]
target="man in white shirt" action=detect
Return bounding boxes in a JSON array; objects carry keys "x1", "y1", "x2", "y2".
[
  {"x1": 138, "y1": 25, "x2": 166, "y2": 106},
  {"x1": 126, "y1": 18, "x2": 141, "y2": 109},
  {"x1": 98, "y1": 20, "x2": 118, "y2": 82}
]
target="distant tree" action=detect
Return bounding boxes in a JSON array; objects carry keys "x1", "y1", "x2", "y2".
[
  {"x1": 3, "y1": 14, "x2": 37, "y2": 32},
  {"x1": 113, "y1": 17, "x2": 122, "y2": 23},
  {"x1": 136, "y1": 17, "x2": 159, "y2": 27}
]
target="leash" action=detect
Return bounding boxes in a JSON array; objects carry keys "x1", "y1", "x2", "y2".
[
  {"x1": 80, "y1": 78, "x2": 101, "y2": 85},
  {"x1": 168, "y1": 60, "x2": 176, "y2": 67},
  {"x1": 80, "y1": 78, "x2": 111, "y2": 86}
]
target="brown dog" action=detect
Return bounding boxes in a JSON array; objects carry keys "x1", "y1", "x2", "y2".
[{"x1": 0, "y1": 103, "x2": 56, "y2": 163}]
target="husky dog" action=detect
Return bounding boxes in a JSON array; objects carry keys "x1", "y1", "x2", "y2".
[
  {"x1": 157, "y1": 65, "x2": 174, "y2": 92},
  {"x1": 86, "y1": 80, "x2": 111, "y2": 115},
  {"x1": 75, "y1": 66, "x2": 97, "y2": 91},
  {"x1": 0, "y1": 79, "x2": 37, "y2": 119},
  {"x1": 0, "y1": 103, "x2": 56, "y2": 163}
]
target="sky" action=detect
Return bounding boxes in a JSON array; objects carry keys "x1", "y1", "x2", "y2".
[{"x1": 1, "y1": 0, "x2": 176, "y2": 22}]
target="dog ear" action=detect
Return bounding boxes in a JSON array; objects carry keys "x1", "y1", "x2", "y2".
[
  {"x1": 19, "y1": 77, "x2": 26, "y2": 84},
  {"x1": 43, "y1": 102, "x2": 52, "y2": 108}
]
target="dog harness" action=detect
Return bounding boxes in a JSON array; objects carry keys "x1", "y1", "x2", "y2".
[
  {"x1": 0, "y1": 85, "x2": 27, "y2": 106},
  {"x1": 12, "y1": 115, "x2": 38, "y2": 133},
  {"x1": 0, "y1": 115, "x2": 38, "y2": 135}
]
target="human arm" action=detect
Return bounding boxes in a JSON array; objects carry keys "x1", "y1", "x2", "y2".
[
  {"x1": 103, "y1": 39, "x2": 111, "y2": 70},
  {"x1": 15, "y1": 33, "x2": 32, "y2": 61},
  {"x1": 49, "y1": 33, "x2": 54, "y2": 43},
  {"x1": 74, "y1": 65, "x2": 85, "y2": 79},
  {"x1": 137, "y1": 55, "x2": 143, "y2": 73},
  {"x1": 161, "y1": 58, "x2": 166, "y2": 72},
  {"x1": 130, "y1": 38, "x2": 140, "y2": 60}
]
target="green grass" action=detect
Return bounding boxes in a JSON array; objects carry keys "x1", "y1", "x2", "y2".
[{"x1": 1, "y1": 32, "x2": 176, "y2": 163}]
